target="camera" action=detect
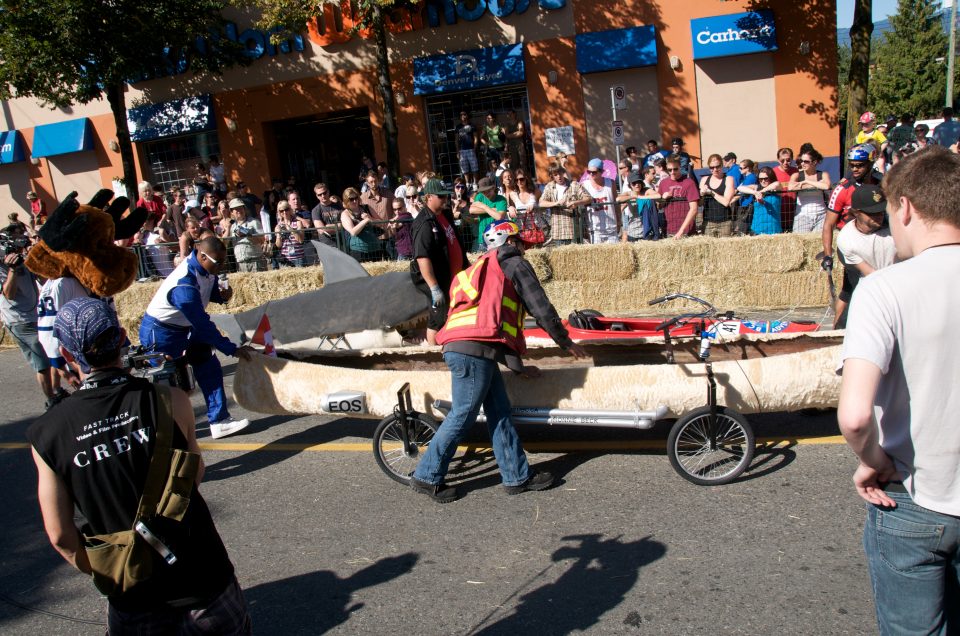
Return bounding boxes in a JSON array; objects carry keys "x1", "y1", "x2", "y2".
[
  {"x1": 122, "y1": 346, "x2": 195, "y2": 391},
  {"x1": 234, "y1": 224, "x2": 252, "y2": 238},
  {"x1": 0, "y1": 231, "x2": 30, "y2": 267}
]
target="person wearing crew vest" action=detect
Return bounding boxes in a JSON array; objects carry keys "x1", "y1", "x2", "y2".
[
  {"x1": 140, "y1": 236, "x2": 254, "y2": 440},
  {"x1": 410, "y1": 220, "x2": 587, "y2": 503},
  {"x1": 27, "y1": 297, "x2": 251, "y2": 633}
]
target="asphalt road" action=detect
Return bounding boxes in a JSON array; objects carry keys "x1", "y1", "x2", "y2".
[{"x1": 0, "y1": 348, "x2": 877, "y2": 635}]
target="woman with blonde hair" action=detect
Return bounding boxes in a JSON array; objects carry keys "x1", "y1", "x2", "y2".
[{"x1": 340, "y1": 187, "x2": 382, "y2": 262}]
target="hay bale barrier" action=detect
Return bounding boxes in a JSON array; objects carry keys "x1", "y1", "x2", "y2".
[{"x1": 113, "y1": 235, "x2": 839, "y2": 344}]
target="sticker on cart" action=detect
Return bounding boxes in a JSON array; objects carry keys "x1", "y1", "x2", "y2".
[{"x1": 706, "y1": 321, "x2": 741, "y2": 337}]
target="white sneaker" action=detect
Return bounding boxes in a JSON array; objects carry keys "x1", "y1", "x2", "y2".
[{"x1": 209, "y1": 418, "x2": 250, "y2": 439}]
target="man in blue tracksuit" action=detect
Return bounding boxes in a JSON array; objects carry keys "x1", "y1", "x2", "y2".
[{"x1": 139, "y1": 236, "x2": 252, "y2": 439}]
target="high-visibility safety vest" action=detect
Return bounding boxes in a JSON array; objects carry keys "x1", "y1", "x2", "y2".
[{"x1": 435, "y1": 249, "x2": 526, "y2": 354}]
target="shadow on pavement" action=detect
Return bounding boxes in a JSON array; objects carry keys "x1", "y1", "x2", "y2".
[
  {"x1": 244, "y1": 552, "x2": 419, "y2": 634},
  {"x1": 467, "y1": 533, "x2": 667, "y2": 634},
  {"x1": 202, "y1": 416, "x2": 377, "y2": 482},
  {"x1": 736, "y1": 441, "x2": 798, "y2": 483}
]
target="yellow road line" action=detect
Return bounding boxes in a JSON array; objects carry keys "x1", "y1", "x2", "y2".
[{"x1": 0, "y1": 435, "x2": 848, "y2": 453}]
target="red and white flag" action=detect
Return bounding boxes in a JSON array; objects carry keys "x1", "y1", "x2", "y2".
[{"x1": 251, "y1": 314, "x2": 277, "y2": 357}]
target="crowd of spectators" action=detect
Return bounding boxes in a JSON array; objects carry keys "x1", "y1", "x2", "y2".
[{"x1": 103, "y1": 106, "x2": 960, "y2": 275}]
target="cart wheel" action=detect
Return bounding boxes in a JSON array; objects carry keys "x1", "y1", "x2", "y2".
[
  {"x1": 667, "y1": 406, "x2": 754, "y2": 486},
  {"x1": 373, "y1": 412, "x2": 440, "y2": 485}
]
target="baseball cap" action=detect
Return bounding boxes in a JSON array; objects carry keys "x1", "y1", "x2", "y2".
[
  {"x1": 228, "y1": 198, "x2": 247, "y2": 209},
  {"x1": 475, "y1": 177, "x2": 496, "y2": 193},
  {"x1": 421, "y1": 178, "x2": 452, "y2": 196},
  {"x1": 628, "y1": 172, "x2": 644, "y2": 185},
  {"x1": 850, "y1": 184, "x2": 887, "y2": 215},
  {"x1": 587, "y1": 158, "x2": 604, "y2": 171},
  {"x1": 27, "y1": 191, "x2": 38, "y2": 200},
  {"x1": 671, "y1": 137, "x2": 684, "y2": 146},
  {"x1": 53, "y1": 298, "x2": 121, "y2": 373}
]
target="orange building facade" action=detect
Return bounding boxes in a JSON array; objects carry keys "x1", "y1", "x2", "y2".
[{"x1": 0, "y1": 0, "x2": 838, "y2": 217}]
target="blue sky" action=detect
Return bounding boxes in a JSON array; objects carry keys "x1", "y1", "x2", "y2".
[{"x1": 835, "y1": 0, "x2": 903, "y2": 28}]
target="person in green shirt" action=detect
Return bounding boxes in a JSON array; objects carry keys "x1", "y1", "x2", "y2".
[
  {"x1": 481, "y1": 111, "x2": 506, "y2": 164},
  {"x1": 469, "y1": 177, "x2": 510, "y2": 252}
]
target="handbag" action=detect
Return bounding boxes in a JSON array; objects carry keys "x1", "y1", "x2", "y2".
[
  {"x1": 83, "y1": 385, "x2": 200, "y2": 596},
  {"x1": 518, "y1": 210, "x2": 545, "y2": 247}
]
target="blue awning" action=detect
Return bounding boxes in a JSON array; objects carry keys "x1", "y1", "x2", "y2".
[
  {"x1": 0, "y1": 130, "x2": 26, "y2": 164},
  {"x1": 576, "y1": 25, "x2": 658, "y2": 74},
  {"x1": 127, "y1": 95, "x2": 215, "y2": 142},
  {"x1": 31, "y1": 118, "x2": 94, "y2": 158}
]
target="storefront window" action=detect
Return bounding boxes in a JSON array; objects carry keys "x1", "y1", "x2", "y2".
[
  {"x1": 143, "y1": 131, "x2": 221, "y2": 195},
  {"x1": 425, "y1": 85, "x2": 534, "y2": 184}
]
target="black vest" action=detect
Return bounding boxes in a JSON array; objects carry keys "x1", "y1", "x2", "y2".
[{"x1": 27, "y1": 372, "x2": 233, "y2": 610}]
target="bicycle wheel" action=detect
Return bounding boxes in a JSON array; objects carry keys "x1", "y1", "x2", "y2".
[
  {"x1": 667, "y1": 406, "x2": 754, "y2": 486},
  {"x1": 373, "y1": 412, "x2": 439, "y2": 484}
]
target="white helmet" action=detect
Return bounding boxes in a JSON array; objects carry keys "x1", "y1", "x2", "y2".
[{"x1": 483, "y1": 220, "x2": 520, "y2": 249}]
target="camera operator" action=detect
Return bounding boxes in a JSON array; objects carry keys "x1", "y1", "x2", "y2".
[
  {"x1": 26, "y1": 297, "x2": 251, "y2": 633},
  {"x1": 1, "y1": 222, "x2": 62, "y2": 408}
]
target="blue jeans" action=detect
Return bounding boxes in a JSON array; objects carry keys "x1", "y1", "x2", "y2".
[
  {"x1": 139, "y1": 315, "x2": 231, "y2": 424},
  {"x1": 863, "y1": 490, "x2": 960, "y2": 635},
  {"x1": 413, "y1": 351, "x2": 530, "y2": 487}
]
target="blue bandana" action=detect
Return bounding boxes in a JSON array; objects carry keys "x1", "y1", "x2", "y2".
[{"x1": 53, "y1": 298, "x2": 120, "y2": 373}]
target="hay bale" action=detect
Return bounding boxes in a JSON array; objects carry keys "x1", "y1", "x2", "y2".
[
  {"x1": 548, "y1": 243, "x2": 636, "y2": 281},
  {"x1": 113, "y1": 234, "x2": 840, "y2": 345}
]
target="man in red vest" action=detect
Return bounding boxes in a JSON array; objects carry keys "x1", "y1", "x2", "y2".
[{"x1": 410, "y1": 220, "x2": 587, "y2": 503}]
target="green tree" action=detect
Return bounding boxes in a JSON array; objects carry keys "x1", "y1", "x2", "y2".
[
  {"x1": 254, "y1": 0, "x2": 413, "y2": 179},
  {"x1": 846, "y1": 0, "x2": 874, "y2": 163},
  {"x1": 0, "y1": 0, "x2": 246, "y2": 203},
  {"x1": 870, "y1": 0, "x2": 952, "y2": 117}
]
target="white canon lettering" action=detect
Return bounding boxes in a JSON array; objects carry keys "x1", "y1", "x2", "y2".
[
  {"x1": 74, "y1": 451, "x2": 90, "y2": 468},
  {"x1": 93, "y1": 444, "x2": 111, "y2": 461},
  {"x1": 113, "y1": 436, "x2": 131, "y2": 454}
]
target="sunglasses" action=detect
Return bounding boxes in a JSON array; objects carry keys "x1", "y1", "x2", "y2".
[
  {"x1": 346, "y1": 197, "x2": 359, "y2": 202},
  {"x1": 455, "y1": 184, "x2": 465, "y2": 189},
  {"x1": 317, "y1": 191, "x2": 329, "y2": 197},
  {"x1": 666, "y1": 168, "x2": 681, "y2": 172},
  {"x1": 800, "y1": 159, "x2": 813, "y2": 164},
  {"x1": 849, "y1": 162, "x2": 867, "y2": 168},
  {"x1": 587, "y1": 170, "x2": 600, "y2": 175},
  {"x1": 517, "y1": 177, "x2": 526, "y2": 181},
  {"x1": 758, "y1": 176, "x2": 772, "y2": 181},
  {"x1": 709, "y1": 165, "x2": 722, "y2": 170},
  {"x1": 406, "y1": 195, "x2": 417, "y2": 199},
  {"x1": 199, "y1": 250, "x2": 219, "y2": 265}
]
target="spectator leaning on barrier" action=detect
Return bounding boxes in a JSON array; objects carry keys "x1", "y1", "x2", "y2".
[
  {"x1": 535, "y1": 162, "x2": 589, "y2": 246},
  {"x1": 582, "y1": 158, "x2": 619, "y2": 244},
  {"x1": 275, "y1": 201, "x2": 306, "y2": 268},
  {"x1": 1, "y1": 223, "x2": 60, "y2": 408},
  {"x1": 698, "y1": 153, "x2": 736, "y2": 238},
  {"x1": 837, "y1": 145, "x2": 960, "y2": 636},
  {"x1": 26, "y1": 297, "x2": 252, "y2": 633},
  {"x1": 228, "y1": 198, "x2": 266, "y2": 273},
  {"x1": 658, "y1": 155, "x2": 699, "y2": 238},
  {"x1": 619, "y1": 172, "x2": 662, "y2": 242},
  {"x1": 789, "y1": 148, "x2": 831, "y2": 234},
  {"x1": 311, "y1": 182, "x2": 343, "y2": 248}
]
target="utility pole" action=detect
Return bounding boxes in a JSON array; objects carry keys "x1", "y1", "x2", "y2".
[{"x1": 949, "y1": 0, "x2": 958, "y2": 107}]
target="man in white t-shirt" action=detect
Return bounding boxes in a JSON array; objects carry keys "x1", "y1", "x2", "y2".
[
  {"x1": 836, "y1": 184, "x2": 897, "y2": 287},
  {"x1": 582, "y1": 158, "x2": 619, "y2": 244},
  {"x1": 837, "y1": 145, "x2": 960, "y2": 635}
]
